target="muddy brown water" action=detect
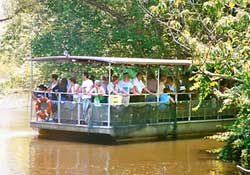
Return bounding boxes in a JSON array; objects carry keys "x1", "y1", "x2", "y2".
[{"x1": 0, "y1": 94, "x2": 241, "y2": 175}]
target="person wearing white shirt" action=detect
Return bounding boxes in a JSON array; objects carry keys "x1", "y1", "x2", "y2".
[
  {"x1": 132, "y1": 72, "x2": 153, "y2": 95},
  {"x1": 81, "y1": 72, "x2": 93, "y2": 99},
  {"x1": 80, "y1": 72, "x2": 93, "y2": 124}
]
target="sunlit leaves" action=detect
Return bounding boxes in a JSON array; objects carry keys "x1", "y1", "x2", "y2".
[{"x1": 144, "y1": 0, "x2": 250, "y2": 167}]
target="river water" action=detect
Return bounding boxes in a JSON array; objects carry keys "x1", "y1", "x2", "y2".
[{"x1": 0, "y1": 94, "x2": 241, "y2": 175}]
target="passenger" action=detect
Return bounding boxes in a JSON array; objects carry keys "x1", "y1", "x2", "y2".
[
  {"x1": 67, "y1": 77, "x2": 80, "y2": 101},
  {"x1": 89, "y1": 80, "x2": 106, "y2": 105},
  {"x1": 145, "y1": 73, "x2": 158, "y2": 102},
  {"x1": 37, "y1": 84, "x2": 47, "y2": 91},
  {"x1": 80, "y1": 72, "x2": 93, "y2": 123},
  {"x1": 58, "y1": 78, "x2": 68, "y2": 101},
  {"x1": 132, "y1": 72, "x2": 153, "y2": 95},
  {"x1": 47, "y1": 74, "x2": 58, "y2": 91},
  {"x1": 101, "y1": 75, "x2": 108, "y2": 94},
  {"x1": 147, "y1": 73, "x2": 157, "y2": 93},
  {"x1": 33, "y1": 84, "x2": 47, "y2": 99},
  {"x1": 47, "y1": 74, "x2": 59, "y2": 100},
  {"x1": 107, "y1": 76, "x2": 126, "y2": 95},
  {"x1": 118, "y1": 72, "x2": 134, "y2": 94},
  {"x1": 178, "y1": 86, "x2": 190, "y2": 101},
  {"x1": 159, "y1": 76, "x2": 167, "y2": 94},
  {"x1": 166, "y1": 76, "x2": 176, "y2": 92},
  {"x1": 159, "y1": 87, "x2": 175, "y2": 110}
]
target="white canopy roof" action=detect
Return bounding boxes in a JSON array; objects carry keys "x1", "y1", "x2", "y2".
[{"x1": 29, "y1": 56, "x2": 192, "y2": 66}]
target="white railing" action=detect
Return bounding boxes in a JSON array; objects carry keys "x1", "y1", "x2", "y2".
[{"x1": 31, "y1": 91, "x2": 237, "y2": 127}]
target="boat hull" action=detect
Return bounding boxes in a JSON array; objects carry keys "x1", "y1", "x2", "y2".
[{"x1": 31, "y1": 118, "x2": 234, "y2": 141}]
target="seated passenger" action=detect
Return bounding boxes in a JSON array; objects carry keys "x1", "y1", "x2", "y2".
[
  {"x1": 89, "y1": 80, "x2": 106, "y2": 105},
  {"x1": 160, "y1": 87, "x2": 175, "y2": 104},
  {"x1": 38, "y1": 84, "x2": 47, "y2": 91},
  {"x1": 33, "y1": 84, "x2": 47, "y2": 99},
  {"x1": 67, "y1": 77, "x2": 80, "y2": 101},
  {"x1": 159, "y1": 87, "x2": 175, "y2": 110},
  {"x1": 118, "y1": 72, "x2": 134, "y2": 94},
  {"x1": 107, "y1": 76, "x2": 126, "y2": 95},
  {"x1": 58, "y1": 78, "x2": 68, "y2": 101},
  {"x1": 132, "y1": 72, "x2": 153, "y2": 95}
]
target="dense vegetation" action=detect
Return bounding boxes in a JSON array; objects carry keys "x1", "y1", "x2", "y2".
[{"x1": 0, "y1": 0, "x2": 249, "y2": 168}]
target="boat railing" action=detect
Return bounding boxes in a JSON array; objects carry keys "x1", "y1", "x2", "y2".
[{"x1": 31, "y1": 90, "x2": 237, "y2": 128}]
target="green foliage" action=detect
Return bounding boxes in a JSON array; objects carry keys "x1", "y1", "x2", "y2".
[
  {"x1": 143, "y1": 0, "x2": 250, "y2": 167},
  {"x1": 0, "y1": 0, "x2": 250, "y2": 167},
  {"x1": 30, "y1": 0, "x2": 171, "y2": 58},
  {"x1": 219, "y1": 104, "x2": 250, "y2": 168}
]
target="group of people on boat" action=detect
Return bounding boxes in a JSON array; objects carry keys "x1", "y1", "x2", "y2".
[
  {"x1": 34, "y1": 71, "x2": 182, "y2": 105},
  {"x1": 33, "y1": 71, "x2": 189, "y2": 122}
]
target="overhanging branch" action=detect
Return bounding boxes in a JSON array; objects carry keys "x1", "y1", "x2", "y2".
[
  {"x1": 137, "y1": 0, "x2": 192, "y2": 53},
  {"x1": 0, "y1": 17, "x2": 11, "y2": 22},
  {"x1": 193, "y1": 70, "x2": 244, "y2": 83}
]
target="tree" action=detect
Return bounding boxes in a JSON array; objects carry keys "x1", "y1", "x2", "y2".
[
  {"x1": 137, "y1": 0, "x2": 250, "y2": 168},
  {"x1": 0, "y1": 0, "x2": 249, "y2": 167}
]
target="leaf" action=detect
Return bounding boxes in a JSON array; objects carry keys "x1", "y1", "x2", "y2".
[
  {"x1": 210, "y1": 81, "x2": 218, "y2": 87},
  {"x1": 229, "y1": 1, "x2": 235, "y2": 9}
]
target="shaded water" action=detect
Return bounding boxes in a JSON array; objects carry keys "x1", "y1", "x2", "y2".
[{"x1": 0, "y1": 94, "x2": 241, "y2": 175}]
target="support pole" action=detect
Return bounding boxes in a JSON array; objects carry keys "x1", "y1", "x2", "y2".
[
  {"x1": 30, "y1": 60, "x2": 34, "y2": 121},
  {"x1": 77, "y1": 98, "x2": 81, "y2": 125},
  {"x1": 157, "y1": 68, "x2": 160, "y2": 103},
  {"x1": 188, "y1": 93, "x2": 191, "y2": 121},
  {"x1": 108, "y1": 63, "x2": 111, "y2": 127},
  {"x1": 58, "y1": 93, "x2": 61, "y2": 123}
]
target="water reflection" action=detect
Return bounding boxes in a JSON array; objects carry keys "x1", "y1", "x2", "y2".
[
  {"x1": 0, "y1": 94, "x2": 241, "y2": 175},
  {"x1": 28, "y1": 139, "x2": 240, "y2": 175}
]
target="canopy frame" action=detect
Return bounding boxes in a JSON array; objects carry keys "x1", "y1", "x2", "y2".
[{"x1": 28, "y1": 56, "x2": 192, "y2": 66}]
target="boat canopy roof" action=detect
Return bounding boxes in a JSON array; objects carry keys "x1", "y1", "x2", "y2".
[{"x1": 29, "y1": 56, "x2": 192, "y2": 66}]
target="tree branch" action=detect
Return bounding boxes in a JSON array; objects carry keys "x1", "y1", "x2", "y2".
[
  {"x1": 0, "y1": 17, "x2": 11, "y2": 22},
  {"x1": 82, "y1": 0, "x2": 126, "y2": 25},
  {"x1": 137, "y1": 0, "x2": 192, "y2": 53},
  {"x1": 189, "y1": 0, "x2": 216, "y2": 41},
  {"x1": 193, "y1": 70, "x2": 244, "y2": 83},
  {"x1": 169, "y1": 28, "x2": 192, "y2": 52}
]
